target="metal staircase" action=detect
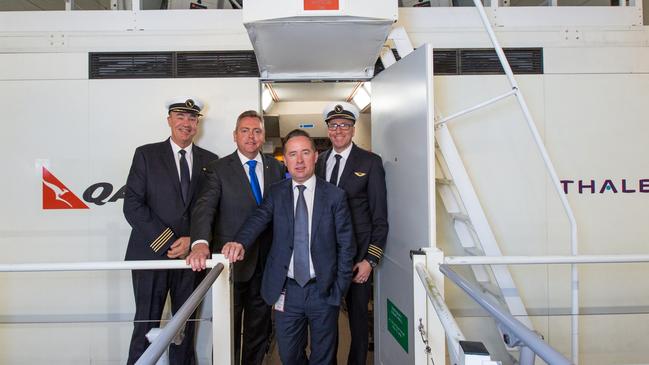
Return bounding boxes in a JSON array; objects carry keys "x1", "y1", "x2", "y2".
[
  {"x1": 383, "y1": 2, "x2": 581, "y2": 362},
  {"x1": 434, "y1": 127, "x2": 533, "y2": 329},
  {"x1": 382, "y1": 26, "x2": 534, "y2": 329}
]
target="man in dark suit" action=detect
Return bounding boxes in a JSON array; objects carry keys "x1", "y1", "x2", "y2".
[
  {"x1": 222, "y1": 129, "x2": 356, "y2": 365},
  {"x1": 186, "y1": 110, "x2": 285, "y2": 365},
  {"x1": 123, "y1": 97, "x2": 218, "y2": 365},
  {"x1": 316, "y1": 102, "x2": 389, "y2": 365}
]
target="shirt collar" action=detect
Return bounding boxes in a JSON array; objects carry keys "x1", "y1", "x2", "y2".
[
  {"x1": 292, "y1": 174, "x2": 316, "y2": 191},
  {"x1": 237, "y1": 150, "x2": 263, "y2": 166},
  {"x1": 332, "y1": 143, "x2": 353, "y2": 160},
  {"x1": 169, "y1": 138, "x2": 193, "y2": 156}
]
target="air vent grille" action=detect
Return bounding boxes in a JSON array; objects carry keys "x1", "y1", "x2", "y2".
[
  {"x1": 176, "y1": 51, "x2": 259, "y2": 78},
  {"x1": 90, "y1": 51, "x2": 260, "y2": 79},
  {"x1": 89, "y1": 53, "x2": 173, "y2": 79},
  {"x1": 374, "y1": 47, "x2": 543, "y2": 76}
]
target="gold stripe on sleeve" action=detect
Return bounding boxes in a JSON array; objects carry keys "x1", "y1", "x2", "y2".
[{"x1": 150, "y1": 228, "x2": 173, "y2": 252}]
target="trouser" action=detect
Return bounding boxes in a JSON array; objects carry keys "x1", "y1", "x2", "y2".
[
  {"x1": 232, "y1": 259, "x2": 271, "y2": 365},
  {"x1": 127, "y1": 269, "x2": 199, "y2": 365},
  {"x1": 275, "y1": 278, "x2": 339, "y2": 365},
  {"x1": 344, "y1": 274, "x2": 373, "y2": 365}
]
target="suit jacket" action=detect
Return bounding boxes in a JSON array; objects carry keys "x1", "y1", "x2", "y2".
[
  {"x1": 234, "y1": 177, "x2": 355, "y2": 306},
  {"x1": 124, "y1": 138, "x2": 218, "y2": 261},
  {"x1": 190, "y1": 151, "x2": 285, "y2": 282},
  {"x1": 316, "y1": 143, "x2": 388, "y2": 265}
]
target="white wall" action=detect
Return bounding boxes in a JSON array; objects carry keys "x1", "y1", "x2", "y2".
[
  {"x1": 0, "y1": 52, "x2": 259, "y2": 364},
  {"x1": 434, "y1": 72, "x2": 649, "y2": 363}
]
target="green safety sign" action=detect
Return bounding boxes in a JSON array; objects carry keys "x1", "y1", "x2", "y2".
[{"x1": 387, "y1": 298, "x2": 408, "y2": 353}]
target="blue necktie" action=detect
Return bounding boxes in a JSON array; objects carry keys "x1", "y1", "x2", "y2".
[
  {"x1": 293, "y1": 185, "x2": 310, "y2": 287},
  {"x1": 246, "y1": 160, "x2": 263, "y2": 205},
  {"x1": 179, "y1": 149, "x2": 190, "y2": 204}
]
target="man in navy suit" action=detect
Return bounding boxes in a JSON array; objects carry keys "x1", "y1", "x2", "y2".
[
  {"x1": 123, "y1": 97, "x2": 218, "y2": 365},
  {"x1": 222, "y1": 129, "x2": 355, "y2": 365},
  {"x1": 316, "y1": 102, "x2": 389, "y2": 365},
  {"x1": 186, "y1": 110, "x2": 285, "y2": 364}
]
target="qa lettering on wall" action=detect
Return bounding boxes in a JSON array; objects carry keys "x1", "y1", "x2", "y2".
[
  {"x1": 42, "y1": 167, "x2": 125, "y2": 209},
  {"x1": 42, "y1": 167, "x2": 89, "y2": 209}
]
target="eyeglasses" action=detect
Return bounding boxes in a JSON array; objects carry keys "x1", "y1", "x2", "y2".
[{"x1": 327, "y1": 122, "x2": 354, "y2": 131}]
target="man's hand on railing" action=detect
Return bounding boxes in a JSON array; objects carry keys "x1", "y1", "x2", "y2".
[
  {"x1": 186, "y1": 243, "x2": 211, "y2": 271},
  {"x1": 168, "y1": 237, "x2": 191, "y2": 259},
  {"x1": 222, "y1": 242, "x2": 245, "y2": 263}
]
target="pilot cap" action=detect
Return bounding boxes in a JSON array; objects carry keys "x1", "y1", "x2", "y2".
[
  {"x1": 166, "y1": 96, "x2": 204, "y2": 116},
  {"x1": 323, "y1": 102, "x2": 359, "y2": 123}
]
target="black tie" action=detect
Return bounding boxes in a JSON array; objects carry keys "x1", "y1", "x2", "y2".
[
  {"x1": 329, "y1": 154, "x2": 342, "y2": 186},
  {"x1": 293, "y1": 185, "x2": 310, "y2": 287},
  {"x1": 179, "y1": 149, "x2": 190, "y2": 204}
]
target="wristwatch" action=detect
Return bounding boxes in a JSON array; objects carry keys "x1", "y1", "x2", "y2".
[{"x1": 367, "y1": 258, "x2": 378, "y2": 268}]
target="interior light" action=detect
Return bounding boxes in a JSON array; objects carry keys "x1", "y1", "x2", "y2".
[
  {"x1": 262, "y1": 86, "x2": 273, "y2": 112},
  {"x1": 363, "y1": 82, "x2": 371, "y2": 94},
  {"x1": 353, "y1": 86, "x2": 370, "y2": 111}
]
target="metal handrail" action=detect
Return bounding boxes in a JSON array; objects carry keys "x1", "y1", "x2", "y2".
[
  {"x1": 440, "y1": 264, "x2": 572, "y2": 365},
  {"x1": 0, "y1": 260, "x2": 216, "y2": 272},
  {"x1": 445, "y1": 254, "x2": 649, "y2": 265},
  {"x1": 0, "y1": 258, "x2": 230, "y2": 363},
  {"x1": 136, "y1": 263, "x2": 225, "y2": 365}
]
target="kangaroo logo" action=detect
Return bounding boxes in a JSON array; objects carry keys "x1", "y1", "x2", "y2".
[{"x1": 42, "y1": 167, "x2": 89, "y2": 209}]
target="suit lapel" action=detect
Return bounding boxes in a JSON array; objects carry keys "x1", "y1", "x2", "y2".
[
  {"x1": 282, "y1": 180, "x2": 294, "y2": 233},
  {"x1": 310, "y1": 179, "x2": 325, "y2": 245},
  {"x1": 229, "y1": 151, "x2": 257, "y2": 205},
  {"x1": 160, "y1": 139, "x2": 182, "y2": 200},
  {"x1": 316, "y1": 149, "x2": 331, "y2": 179},
  {"x1": 261, "y1": 154, "x2": 273, "y2": 198},
  {"x1": 338, "y1": 144, "x2": 358, "y2": 189}
]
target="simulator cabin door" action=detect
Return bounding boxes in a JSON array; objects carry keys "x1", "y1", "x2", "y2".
[{"x1": 371, "y1": 44, "x2": 435, "y2": 365}]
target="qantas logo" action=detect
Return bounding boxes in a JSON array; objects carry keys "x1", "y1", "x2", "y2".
[
  {"x1": 42, "y1": 167, "x2": 89, "y2": 209},
  {"x1": 42, "y1": 167, "x2": 125, "y2": 210}
]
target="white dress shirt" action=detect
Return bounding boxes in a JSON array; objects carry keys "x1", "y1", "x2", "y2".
[
  {"x1": 325, "y1": 143, "x2": 353, "y2": 185},
  {"x1": 287, "y1": 174, "x2": 316, "y2": 280},
  {"x1": 237, "y1": 150, "x2": 264, "y2": 196},
  {"x1": 169, "y1": 139, "x2": 193, "y2": 180}
]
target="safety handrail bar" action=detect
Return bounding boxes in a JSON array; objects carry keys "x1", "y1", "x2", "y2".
[
  {"x1": 136, "y1": 262, "x2": 225, "y2": 365},
  {"x1": 445, "y1": 255, "x2": 649, "y2": 265},
  {"x1": 440, "y1": 264, "x2": 572, "y2": 365},
  {"x1": 415, "y1": 262, "x2": 465, "y2": 364},
  {"x1": 0, "y1": 260, "x2": 218, "y2": 272}
]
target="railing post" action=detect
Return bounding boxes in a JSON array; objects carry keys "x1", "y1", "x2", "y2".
[
  {"x1": 211, "y1": 256, "x2": 232, "y2": 365},
  {"x1": 412, "y1": 250, "x2": 430, "y2": 365},
  {"x1": 412, "y1": 248, "x2": 447, "y2": 365},
  {"x1": 519, "y1": 345, "x2": 537, "y2": 365}
]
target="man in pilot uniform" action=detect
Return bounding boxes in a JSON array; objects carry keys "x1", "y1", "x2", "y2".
[
  {"x1": 123, "y1": 97, "x2": 218, "y2": 364},
  {"x1": 316, "y1": 102, "x2": 389, "y2": 365}
]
